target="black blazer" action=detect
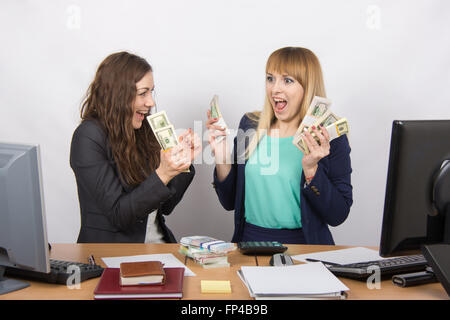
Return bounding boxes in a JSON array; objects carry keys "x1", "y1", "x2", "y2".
[{"x1": 70, "y1": 119, "x2": 195, "y2": 243}]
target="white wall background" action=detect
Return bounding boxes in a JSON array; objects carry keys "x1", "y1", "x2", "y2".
[{"x1": 1, "y1": 0, "x2": 449, "y2": 246}]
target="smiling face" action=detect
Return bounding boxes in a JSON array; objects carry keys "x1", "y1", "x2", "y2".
[
  {"x1": 265, "y1": 71, "x2": 304, "y2": 125},
  {"x1": 132, "y1": 71, "x2": 155, "y2": 129}
]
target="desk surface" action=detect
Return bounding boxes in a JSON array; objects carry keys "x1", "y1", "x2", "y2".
[{"x1": 1, "y1": 244, "x2": 448, "y2": 300}]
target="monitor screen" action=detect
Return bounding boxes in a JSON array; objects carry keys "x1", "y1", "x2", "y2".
[
  {"x1": 379, "y1": 120, "x2": 450, "y2": 257},
  {"x1": 0, "y1": 142, "x2": 49, "y2": 294}
]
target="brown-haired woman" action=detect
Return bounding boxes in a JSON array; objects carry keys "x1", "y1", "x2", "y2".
[{"x1": 70, "y1": 51, "x2": 201, "y2": 243}]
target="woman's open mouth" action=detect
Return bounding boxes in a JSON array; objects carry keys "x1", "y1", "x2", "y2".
[
  {"x1": 135, "y1": 110, "x2": 149, "y2": 121},
  {"x1": 273, "y1": 97, "x2": 287, "y2": 113}
]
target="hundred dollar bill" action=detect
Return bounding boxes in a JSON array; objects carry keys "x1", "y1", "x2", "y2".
[
  {"x1": 210, "y1": 95, "x2": 222, "y2": 119},
  {"x1": 147, "y1": 110, "x2": 170, "y2": 132},
  {"x1": 327, "y1": 118, "x2": 349, "y2": 140},
  {"x1": 295, "y1": 111, "x2": 339, "y2": 153},
  {"x1": 308, "y1": 116, "x2": 348, "y2": 142},
  {"x1": 150, "y1": 114, "x2": 190, "y2": 172},
  {"x1": 293, "y1": 96, "x2": 332, "y2": 144},
  {"x1": 295, "y1": 118, "x2": 349, "y2": 154},
  {"x1": 312, "y1": 111, "x2": 340, "y2": 129},
  {"x1": 210, "y1": 95, "x2": 229, "y2": 143},
  {"x1": 154, "y1": 125, "x2": 178, "y2": 150}
]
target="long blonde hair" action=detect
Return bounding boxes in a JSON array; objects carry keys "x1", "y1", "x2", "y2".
[{"x1": 245, "y1": 47, "x2": 327, "y2": 160}]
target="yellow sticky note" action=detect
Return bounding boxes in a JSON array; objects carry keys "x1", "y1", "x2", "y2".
[{"x1": 201, "y1": 280, "x2": 232, "y2": 294}]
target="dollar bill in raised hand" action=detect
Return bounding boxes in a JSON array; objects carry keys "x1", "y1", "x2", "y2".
[
  {"x1": 307, "y1": 114, "x2": 347, "y2": 143},
  {"x1": 210, "y1": 95, "x2": 222, "y2": 119},
  {"x1": 295, "y1": 118, "x2": 349, "y2": 154},
  {"x1": 295, "y1": 111, "x2": 339, "y2": 153},
  {"x1": 312, "y1": 111, "x2": 340, "y2": 131},
  {"x1": 210, "y1": 94, "x2": 229, "y2": 143},
  {"x1": 295, "y1": 96, "x2": 332, "y2": 135},
  {"x1": 154, "y1": 125, "x2": 178, "y2": 150},
  {"x1": 147, "y1": 110, "x2": 171, "y2": 132},
  {"x1": 327, "y1": 118, "x2": 349, "y2": 140},
  {"x1": 293, "y1": 96, "x2": 332, "y2": 146},
  {"x1": 149, "y1": 113, "x2": 190, "y2": 172}
]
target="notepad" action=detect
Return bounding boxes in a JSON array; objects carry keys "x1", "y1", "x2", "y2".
[{"x1": 201, "y1": 280, "x2": 232, "y2": 294}]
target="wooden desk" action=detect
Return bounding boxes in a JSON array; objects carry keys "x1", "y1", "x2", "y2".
[{"x1": 1, "y1": 244, "x2": 448, "y2": 300}]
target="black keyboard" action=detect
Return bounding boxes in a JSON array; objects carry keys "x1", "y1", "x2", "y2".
[
  {"x1": 5, "y1": 259, "x2": 104, "y2": 285},
  {"x1": 327, "y1": 254, "x2": 428, "y2": 280}
]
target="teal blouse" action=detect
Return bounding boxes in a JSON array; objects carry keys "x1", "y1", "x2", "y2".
[{"x1": 244, "y1": 135, "x2": 303, "y2": 229}]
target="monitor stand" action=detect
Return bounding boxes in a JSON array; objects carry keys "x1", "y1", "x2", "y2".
[{"x1": 0, "y1": 266, "x2": 30, "y2": 295}]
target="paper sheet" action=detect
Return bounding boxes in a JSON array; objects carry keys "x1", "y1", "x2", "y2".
[
  {"x1": 101, "y1": 253, "x2": 196, "y2": 277},
  {"x1": 292, "y1": 247, "x2": 390, "y2": 265}
]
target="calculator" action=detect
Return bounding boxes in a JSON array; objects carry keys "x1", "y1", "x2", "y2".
[{"x1": 237, "y1": 241, "x2": 288, "y2": 255}]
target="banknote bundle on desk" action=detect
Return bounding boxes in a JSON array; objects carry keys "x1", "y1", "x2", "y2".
[
  {"x1": 179, "y1": 236, "x2": 236, "y2": 269},
  {"x1": 293, "y1": 96, "x2": 349, "y2": 154}
]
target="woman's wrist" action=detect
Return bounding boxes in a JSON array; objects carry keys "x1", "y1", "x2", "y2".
[
  {"x1": 213, "y1": 142, "x2": 230, "y2": 165},
  {"x1": 305, "y1": 176, "x2": 314, "y2": 185},
  {"x1": 155, "y1": 167, "x2": 172, "y2": 185},
  {"x1": 303, "y1": 165, "x2": 318, "y2": 184},
  {"x1": 215, "y1": 163, "x2": 231, "y2": 182}
]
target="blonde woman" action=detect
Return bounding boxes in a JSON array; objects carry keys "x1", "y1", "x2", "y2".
[{"x1": 206, "y1": 47, "x2": 352, "y2": 244}]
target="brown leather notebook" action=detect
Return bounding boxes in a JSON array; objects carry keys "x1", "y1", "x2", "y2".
[{"x1": 119, "y1": 261, "x2": 166, "y2": 286}]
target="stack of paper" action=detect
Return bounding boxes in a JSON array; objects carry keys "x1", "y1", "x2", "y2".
[
  {"x1": 179, "y1": 236, "x2": 236, "y2": 269},
  {"x1": 238, "y1": 263, "x2": 349, "y2": 300}
]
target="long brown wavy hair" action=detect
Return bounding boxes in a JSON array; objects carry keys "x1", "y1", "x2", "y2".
[{"x1": 80, "y1": 51, "x2": 161, "y2": 186}]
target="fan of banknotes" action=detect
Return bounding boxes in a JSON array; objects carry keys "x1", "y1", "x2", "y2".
[
  {"x1": 293, "y1": 96, "x2": 349, "y2": 154},
  {"x1": 147, "y1": 110, "x2": 190, "y2": 172}
]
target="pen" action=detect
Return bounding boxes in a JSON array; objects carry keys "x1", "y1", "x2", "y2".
[
  {"x1": 305, "y1": 258, "x2": 340, "y2": 266},
  {"x1": 88, "y1": 254, "x2": 96, "y2": 265}
]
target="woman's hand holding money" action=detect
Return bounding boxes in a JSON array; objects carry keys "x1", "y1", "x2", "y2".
[
  {"x1": 179, "y1": 128, "x2": 202, "y2": 163},
  {"x1": 206, "y1": 110, "x2": 230, "y2": 162},
  {"x1": 301, "y1": 125, "x2": 331, "y2": 183},
  {"x1": 156, "y1": 134, "x2": 192, "y2": 185},
  {"x1": 206, "y1": 110, "x2": 231, "y2": 182}
]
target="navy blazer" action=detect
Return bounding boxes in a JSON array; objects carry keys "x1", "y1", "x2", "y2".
[{"x1": 213, "y1": 114, "x2": 353, "y2": 244}]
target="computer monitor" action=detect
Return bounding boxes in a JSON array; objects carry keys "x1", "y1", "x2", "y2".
[
  {"x1": 379, "y1": 120, "x2": 450, "y2": 257},
  {"x1": 0, "y1": 142, "x2": 50, "y2": 294}
]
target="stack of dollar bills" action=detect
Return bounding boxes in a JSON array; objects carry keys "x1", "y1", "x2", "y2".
[
  {"x1": 147, "y1": 110, "x2": 189, "y2": 172},
  {"x1": 179, "y1": 236, "x2": 236, "y2": 269},
  {"x1": 210, "y1": 94, "x2": 229, "y2": 143},
  {"x1": 293, "y1": 96, "x2": 349, "y2": 154}
]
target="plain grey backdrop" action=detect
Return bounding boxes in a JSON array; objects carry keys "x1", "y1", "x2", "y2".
[{"x1": 1, "y1": 0, "x2": 450, "y2": 246}]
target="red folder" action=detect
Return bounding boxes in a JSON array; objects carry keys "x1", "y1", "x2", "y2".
[{"x1": 94, "y1": 267, "x2": 184, "y2": 299}]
